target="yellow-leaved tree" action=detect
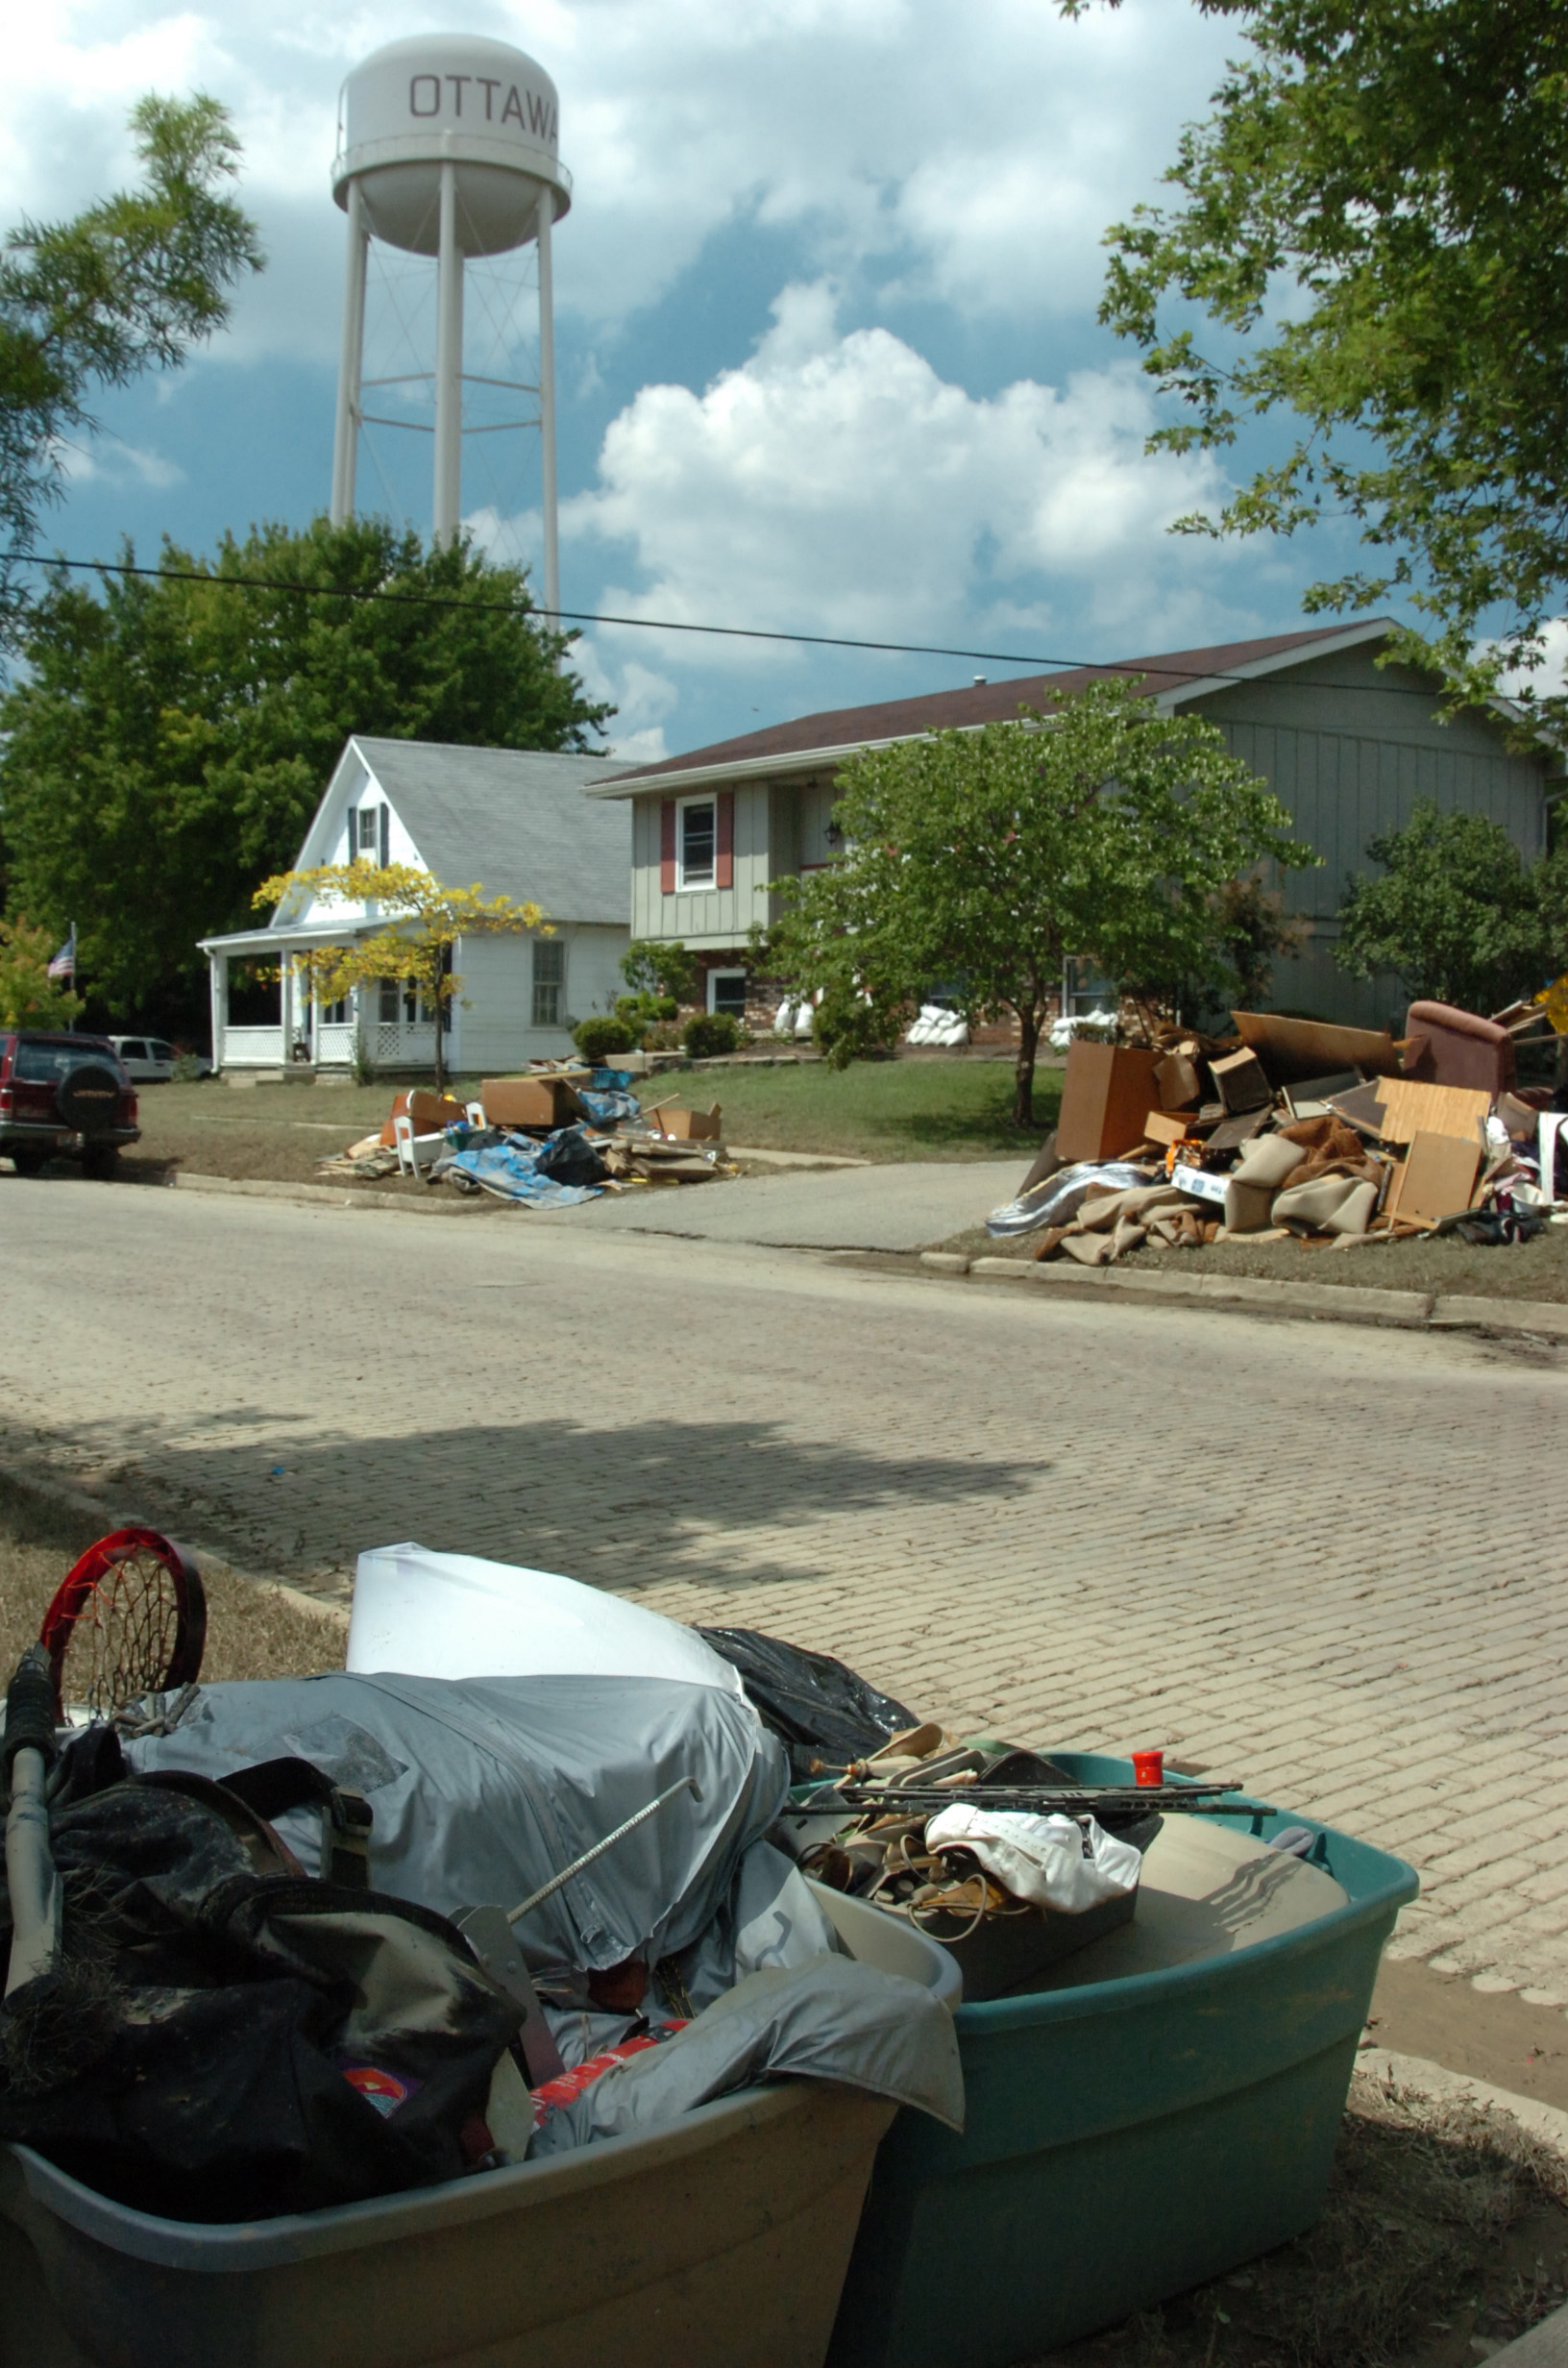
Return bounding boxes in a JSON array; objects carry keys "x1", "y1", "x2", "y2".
[
  {"x1": 253, "y1": 862, "x2": 546, "y2": 1090},
  {"x1": 0, "y1": 915, "x2": 85, "y2": 1028}
]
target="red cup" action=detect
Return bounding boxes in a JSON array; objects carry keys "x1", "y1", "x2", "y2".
[{"x1": 1131, "y1": 1749, "x2": 1164, "y2": 1788}]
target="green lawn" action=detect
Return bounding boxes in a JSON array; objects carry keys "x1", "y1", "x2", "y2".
[
  {"x1": 681, "y1": 1057, "x2": 1060, "y2": 1161},
  {"x1": 103, "y1": 1057, "x2": 1058, "y2": 1184}
]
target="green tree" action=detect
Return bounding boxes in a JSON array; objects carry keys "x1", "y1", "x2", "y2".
[
  {"x1": 769, "y1": 676, "x2": 1316, "y2": 1126},
  {"x1": 0, "y1": 914, "x2": 83, "y2": 1028},
  {"x1": 0, "y1": 517, "x2": 610, "y2": 1019},
  {"x1": 1, "y1": 94, "x2": 262, "y2": 644},
  {"x1": 1335, "y1": 799, "x2": 1551, "y2": 1012},
  {"x1": 621, "y1": 939, "x2": 698, "y2": 1005},
  {"x1": 253, "y1": 860, "x2": 546, "y2": 1091},
  {"x1": 1070, "y1": 0, "x2": 1568, "y2": 718}
]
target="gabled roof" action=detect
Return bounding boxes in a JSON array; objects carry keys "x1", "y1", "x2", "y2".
[
  {"x1": 354, "y1": 740, "x2": 633, "y2": 923},
  {"x1": 586, "y1": 619, "x2": 1395, "y2": 796}
]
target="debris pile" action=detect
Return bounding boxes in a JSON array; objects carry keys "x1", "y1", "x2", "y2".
[
  {"x1": 990, "y1": 1004, "x2": 1568, "y2": 1259},
  {"x1": 319, "y1": 1064, "x2": 736, "y2": 1207}
]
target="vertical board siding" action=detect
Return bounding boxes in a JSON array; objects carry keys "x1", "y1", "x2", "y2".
[{"x1": 630, "y1": 781, "x2": 772, "y2": 945}]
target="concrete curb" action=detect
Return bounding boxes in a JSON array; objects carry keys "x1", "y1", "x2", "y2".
[
  {"x1": 934, "y1": 1249, "x2": 1567, "y2": 1340},
  {"x1": 0, "y1": 1448, "x2": 350, "y2": 1625},
  {"x1": 166, "y1": 1172, "x2": 479, "y2": 1217},
  {"x1": 1355, "y1": 2048, "x2": 1568, "y2": 2364}
]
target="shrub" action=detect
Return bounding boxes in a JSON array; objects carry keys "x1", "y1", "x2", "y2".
[
  {"x1": 574, "y1": 1014, "x2": 637, "y2": 1062},
  {"x1": 681, "y1": 1011, "x2": 742, "y2": 1059},
  {"x1": 622, "y1": 940, "x2": 698, "y2": 1004},
  {"x1": 812, "y1": 984, "x2": 897, "y2": 1070}
]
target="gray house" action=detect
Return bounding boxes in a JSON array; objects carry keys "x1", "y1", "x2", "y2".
[
  {"x1": 201, "y1": 738, "x2": 631, "y2": 1074},
  {"x1": 585, "y1": 620, "x2": 1556, "y2": 1028}
]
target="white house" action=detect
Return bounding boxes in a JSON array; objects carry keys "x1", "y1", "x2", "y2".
[{"x1": 200, "y1": 737, "x2": 632, "y2": 1075}]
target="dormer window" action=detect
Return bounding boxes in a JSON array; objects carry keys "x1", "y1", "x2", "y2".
[{"x1": 358, "y1": 807, "x2": 380, "y2": 855}]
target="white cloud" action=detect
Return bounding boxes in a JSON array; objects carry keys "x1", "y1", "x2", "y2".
[
  {"x1": 56, "y1": 434, "x2": 184, "y2": 490},
  {"x1": 563, "y1": 280, "x2": 1246, "y2": 671},
  {"x1": 0, "y1": 0, "x2": 1237, "y2": 369}
]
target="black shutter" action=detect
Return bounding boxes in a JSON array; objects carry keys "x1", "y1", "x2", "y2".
[
  {"x1": 346, "y1": 806, "x2": 357, "y2": 864},
  {"x1": 380, "y1": 803, "x2": 390, "y2": 867}
]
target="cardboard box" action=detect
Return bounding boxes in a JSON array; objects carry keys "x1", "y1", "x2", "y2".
[
  {"x1": 645, "y1": 1100, "x2": 723, "y2": 1142},
  {"x1": 1055, "y1": 1043, "x2": 1160, "y2": 1163},
  {"x1": 1141, "y1": 1110, "x2": 1192, "y2": 1148},
  {"x1": 1209, "y1": 1048, "x2": 1271, "y2": 1115},
  {"x1": 379, "y1": 1089, "x2": 466, "y2": 1147},
  {"x1": 1153, "y1": 1052, "x2": 1201, "y2": 1112},
  {"x1": 478, "y1": 1075, "x2": 585, "y2": 1130},
  {"x1": 1170, "y1": 1162, "x2": 1228, "y2": 1206}
]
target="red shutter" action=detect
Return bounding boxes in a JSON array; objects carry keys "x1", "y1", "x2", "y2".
[
  {"x1": 716, "y1": 790, "x2": 735, "y2": 891},
  {"x1": 660, "y1": 800, "x2": 676, "y2": 895}
]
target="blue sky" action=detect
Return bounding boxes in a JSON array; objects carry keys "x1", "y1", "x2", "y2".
[{"x1": 8, "y1": 1, "x2": 1371, "y2": 763}]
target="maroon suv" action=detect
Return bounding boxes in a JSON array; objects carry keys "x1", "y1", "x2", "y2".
[{"x1": 0, "y1": 1032, "x2": 140, "y2": 1179}]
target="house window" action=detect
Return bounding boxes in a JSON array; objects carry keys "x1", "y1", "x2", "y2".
[
  {"x1": 708, "y1": 970, "x2": 747, "y2": 1019},
  {"x1": 357, "y1": 806, "x2": 380, "y2": 854},
  {"x1": 678, "y1": 797, "x2": 716, "y2": 890},
  {"x1": 532, "y1": 937, "x2": 566, "y2": 1027},
  {"x1": 323, "y1": 993, "x2": 349, "y2": 1025},
  {"x1": 379, "y1": 978, "x2": 399, "y2": 1024}
]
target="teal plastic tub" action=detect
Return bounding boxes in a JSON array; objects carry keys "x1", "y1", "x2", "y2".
[{"x1": 828, "y1": 1753, "x2": 1418, "y2": 2368}]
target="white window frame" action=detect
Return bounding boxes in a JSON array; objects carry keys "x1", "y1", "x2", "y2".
[
  {"x1": 357, "y1": 804, "x2": 380, "y2": 855},
  {"x1": 531, "y1": 936, "x2": 567, "y2": 1028},
  {"x1": 707, "y1": 969, "x2": 747, "y2": 1018},
  {"x1": 676, "y1": 794, "x2": 718, "y2": 892}
]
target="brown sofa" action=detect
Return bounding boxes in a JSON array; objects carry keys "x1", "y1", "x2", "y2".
[{"x1": 1403, "y1": 1000, "x2": 1516, "y2": 1096}]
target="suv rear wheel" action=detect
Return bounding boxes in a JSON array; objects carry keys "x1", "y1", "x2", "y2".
[
  {"x1": 81, "y1": 1144, "x2": 121, "y2": 1182},
  {"x1": 10, "y1": 1147, "x2": 48, "y2": 1178}
]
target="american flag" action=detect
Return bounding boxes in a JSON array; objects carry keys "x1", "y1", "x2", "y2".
[{"x1": 47, "y1": 927, "x2": 76, "y2": 982}]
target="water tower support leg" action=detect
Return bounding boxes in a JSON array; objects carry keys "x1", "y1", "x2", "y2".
[
  {"x1": 331, "y1": 180, "x2": 367, "y2": 526},
  {"x1": 536, "y1": 187, "x2": 560, "y2": 633},
  {"x1": 434, "y1": 160, "x2": 463, "y2": 545}
]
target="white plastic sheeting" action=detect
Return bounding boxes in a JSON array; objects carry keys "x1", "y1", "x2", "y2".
[
  {"x1": 347, "y1": 1543, "x2": 744, "y2": 1695},
  {"x1": 924, "y1": 1805, "x2": 1143, "y2": 1916}
]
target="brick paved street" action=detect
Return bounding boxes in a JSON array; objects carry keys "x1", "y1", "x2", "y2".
[{"x1": 6, "y1": 1177, "x2": 1567, "y2": 1997}]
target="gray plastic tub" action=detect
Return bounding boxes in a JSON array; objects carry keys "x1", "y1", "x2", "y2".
[{"x1": 0, "y1": 1888, "x2": 958, "y2": 2368}]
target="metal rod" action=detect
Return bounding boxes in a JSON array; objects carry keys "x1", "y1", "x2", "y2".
[
  {"x1": 433, "y1": 160, "x2": 463, "y2": 545},
  {"x1": 535, "y1": 183, "x2": 560, "y2": 631},
  {"x1": 506, "y1": 1776, "x2": 701, "y2": 1926},
  {"x1": 331, "y1": 179, "x2": 367, "y2": 525}
]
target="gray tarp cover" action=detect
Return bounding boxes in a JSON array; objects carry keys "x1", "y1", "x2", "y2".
[
  {"x1": 123, "y1": 1672, "x2": 794, "y2": 1977},
  {"x1": 529, "y1": 1956, "x2": 965, "y2": 2153}
]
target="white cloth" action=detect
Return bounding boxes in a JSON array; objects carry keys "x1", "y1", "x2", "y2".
[{"x1": 923, "y1": 1806, "x2": 1143, "y2": 1915}]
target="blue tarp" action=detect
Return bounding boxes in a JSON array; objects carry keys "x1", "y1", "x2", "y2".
[
  {"x1": 445, "y1": 1136, "x2": 602, "y2": 1206},
  {"x1": 578, "y1": 1087, "x2": 641, "y2": 1125}
]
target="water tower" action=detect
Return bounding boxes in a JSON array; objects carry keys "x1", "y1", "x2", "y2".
[{"x1": 330, "y1": 32, "x2": 571, "y2": 615}]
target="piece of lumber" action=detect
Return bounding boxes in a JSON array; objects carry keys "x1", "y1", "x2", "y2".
[
  {"x1": 1372, "y1": 1077, "x2": 1492, "y2": 1147},
  {"x1": 1231, "y1": 1010, "x2": 1405, "y2": 1082},
  {"x1": 1387, "y1": 1130, "x2": 1482, "y2": 1226}
]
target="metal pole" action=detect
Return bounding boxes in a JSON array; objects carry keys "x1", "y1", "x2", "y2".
[
  {"x1": 331, "y1": 179, "x2": 367, "y2": 526},
  {"x1": 433, "y1": 159, "x2": 463, "y2": 546},
  {"x1": 535, "y1": 183, "x2": 560, "y2": 631}
]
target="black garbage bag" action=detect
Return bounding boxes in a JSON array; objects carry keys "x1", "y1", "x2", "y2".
[
  {"x1": 534, "y1": 1122, "x2": 609, "y2": 1187},
  {"x1": 696, "y1": 1627, "x2": 919, "y2": 1775},
  {"x1": 0, "y1": 1737, "x2": 521, "y2": 2222}
]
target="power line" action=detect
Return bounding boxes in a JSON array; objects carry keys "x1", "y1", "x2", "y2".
[{"x1": 0, "y1": 545, "x2": 1492, "y2": 703}]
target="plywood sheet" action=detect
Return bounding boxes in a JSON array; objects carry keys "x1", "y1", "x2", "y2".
[
  {"x1": 1372, "y1": 1078, "x2": 1491, "y2": 1147},
  {"x1": 1388, "y1": 1130, "x2": 1482, "y2": 1225},
  {"x1": 1232, "y1": 1011, "x2": 1405, "y2": 1082}
]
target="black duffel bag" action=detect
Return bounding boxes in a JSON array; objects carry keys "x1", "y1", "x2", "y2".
[{"x1": 0, "y1": 1731, "x2": 523, "y2": 2223}]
